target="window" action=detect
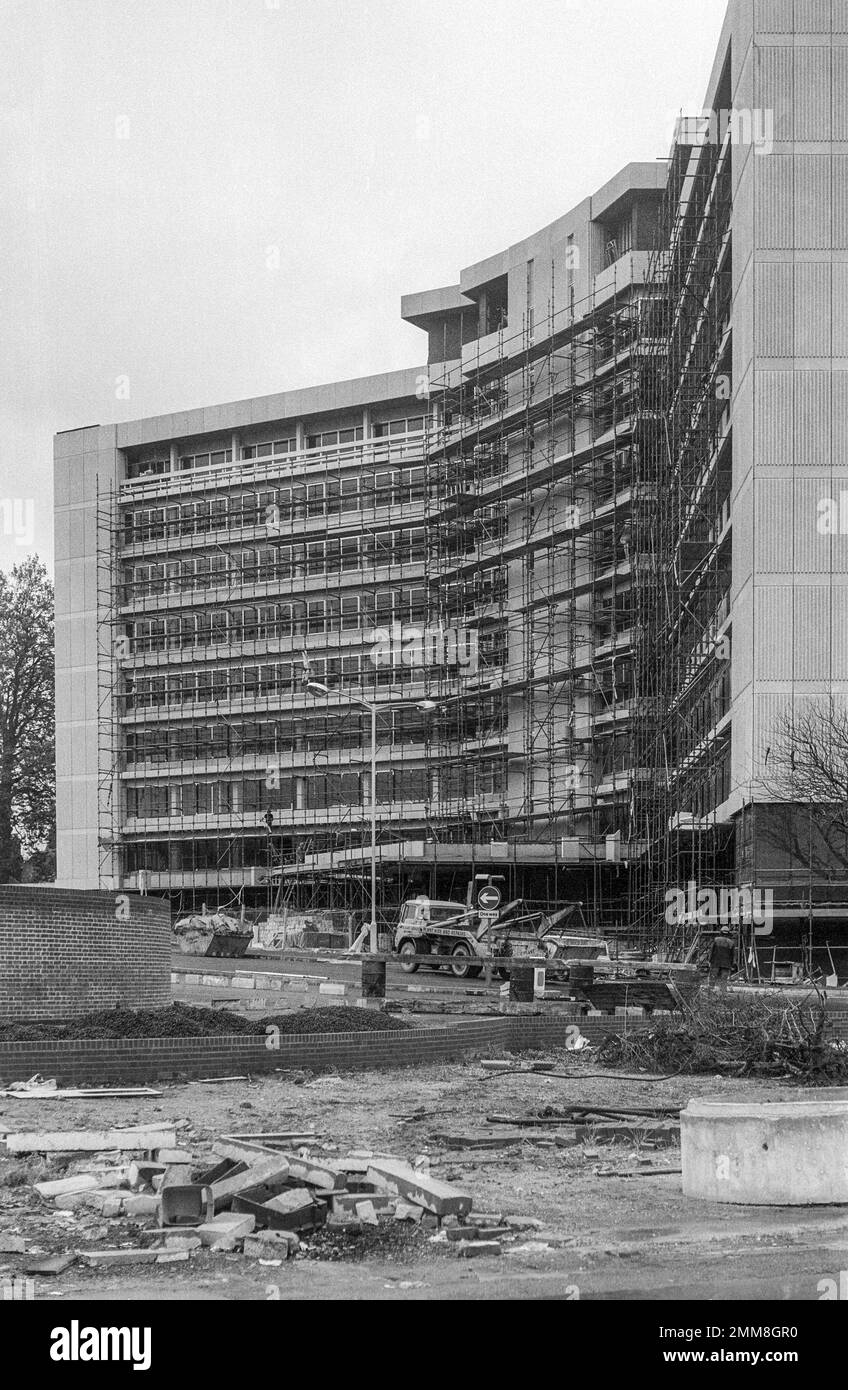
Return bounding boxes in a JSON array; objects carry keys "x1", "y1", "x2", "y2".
[
  {"x1": 242, "y1": 439, "x2": 295, "y2": 460},
  {"x1": 179, "y1": 449, "x2": 233, "y2": 472},
  {"x1": 340, "y1": 477, "x2": 359, "y2": 511},
  {"x1": 373, "y1": 416, "x2": 425, "y2": 438},
  {"x1": 341, "y1": 537, "x2": 360, "y2": 571},
  {"x1": 306, "y1": 427, "x2": 364, "y2": 450},
  {"x1": 374, "y1": 471, "x2": 396, "y2": 506},
  {"x1": 126, "y1": 457, "x2": 168, "y2": 481}
]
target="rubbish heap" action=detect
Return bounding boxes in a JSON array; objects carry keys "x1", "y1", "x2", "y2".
[{"x1": 3, "y1": 1123, "x2": 530, "y2": 1270}]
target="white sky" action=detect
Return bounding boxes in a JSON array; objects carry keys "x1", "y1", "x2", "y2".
[{"x1": 0, "y1": 0, "x2": 729, "y2": 573}]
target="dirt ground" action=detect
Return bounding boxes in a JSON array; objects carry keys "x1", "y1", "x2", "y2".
[{"x1": 1, "y1": 1053, "x2": 844, "y2": 1301}]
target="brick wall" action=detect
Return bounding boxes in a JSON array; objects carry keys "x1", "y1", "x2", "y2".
[
  {"x1": 0, "y1": 887, "x2": 171, "y2": 1021},
  {"x1": 0, "y1": 998, "x2": 845, "y2": 1085},
  {"x1": 0, "y1": 1017, "x2": 516, "y2": 1084}
]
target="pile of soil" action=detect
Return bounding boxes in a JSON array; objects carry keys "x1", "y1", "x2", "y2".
[{"x1": 0, "y1": 1002, "x2": 409, "y2": 1042}]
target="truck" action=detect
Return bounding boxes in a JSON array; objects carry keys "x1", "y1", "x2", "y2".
[{"x1": 393, "y1": 892, "x2": 609, "y2": 980}]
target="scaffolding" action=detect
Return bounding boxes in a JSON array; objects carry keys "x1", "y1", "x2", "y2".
[
  {"x1": 631, "y1": 115, "x2": 735, "y2": 955},
  {"x1": 422, "y1": 259, "x2": 649, "y2": 935},
  {"x1": 93, "y1": 139, "x2": 740, "y2": 953},
  {"x1": 97, "y1": 424, "x2": 439, "y2": 930}
]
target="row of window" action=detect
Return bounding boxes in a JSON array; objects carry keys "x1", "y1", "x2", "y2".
[
  {"x1": 125, "y1": 657, "x2": 421, "y2": 710},
  {"x1": 242, "y1": 438, "x2": 297, "y2": 460},
  {"x1": 123, "y1": 418, "x2": 426, "y2": 486},
  {"x1": 123, "y1": 699, "x2": 508, "y2": 767},
  {"x1": 371, "y1": 416, "x2": 426, "y2": 439},
  {"x1": 124, "y1": 709, "x2": 439, "y2": 766},
  {"x1": 124, "y1": 641, "x2": 506, "y2": 710},
  {"x1": 124, "y1": 530, "x2": 428, "y2": 600},
  {"x1": 128, "y1": 589, "x2": 429, "y2": 652},
  {"x1": 126, "y1": 769, "x2": 431, "y2": 819},
  {"x1": 121, "y1": 470, "x2": 428, "y2": 545}
]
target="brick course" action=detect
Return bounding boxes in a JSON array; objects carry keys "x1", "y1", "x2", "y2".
[{"x1": 0, "y1": 886, "x2": 171, "y2": 1020}]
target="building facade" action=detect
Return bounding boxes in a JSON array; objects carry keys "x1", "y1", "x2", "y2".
[
  {"x1": 54, "y1": 1, "x2": 848, "y2": 971},
  {"x1": 634, "y1": 0, "x2": 848, "y2": 977}
]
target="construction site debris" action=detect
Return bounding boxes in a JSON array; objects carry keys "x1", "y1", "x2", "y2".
[
  {"x1": 1, "y1": 1079, "x2": 161, "y2": 1100},
  {"x1": 159, "y1": 1184, "x2": 213, "y2": 1228},
  {"x1": 210, "y1": 1155, "x2": 290, "y2": 1205},
  {"x1": 218, "y1": 1131, "x2": 318, "y2": 1150},
  {"x1": 198, "y1": 1214, "x2": 256, "y2": 1248},
  {"x1": 431, "y1": 1131, "x2": 524, "y2": 1150},
  {"x1": 279, "y1": 1155, "x2": 346, "y2": 1191},
  {"x1": 598, "y1": 991, "x2": 846, "y2": 1081},
  {"x1": 80, "y1": 1249, "x2": 161, "y2": 1267},
  {"x1": 457, "y1": 1240, "x2": 502, "y2": 1258},
  {"x1": 3, "y1": 1120, "x2": 527, "y2": 1276},
  {"x1": 366, "y1": 1160, "x2": 472, "y2": 1217},
  {"x1": 23, "y1": 1253, "x2": 76, "y2": 1275},
  {"x1": 6, "y1": 1125, "x2": 177, "y2": 1154},
  {"x1": 243, "y1": 1230, "x2": 299, "y2": 1259}
]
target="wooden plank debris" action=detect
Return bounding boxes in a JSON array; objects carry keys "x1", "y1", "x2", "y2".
[{"x1": 0, "y1": 1087, "x2": 161, "y2": 1100}]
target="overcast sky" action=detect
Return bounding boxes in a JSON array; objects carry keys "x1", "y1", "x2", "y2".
[{"x1": 0, "y1": 0, "x2": 728, "y2": 573}]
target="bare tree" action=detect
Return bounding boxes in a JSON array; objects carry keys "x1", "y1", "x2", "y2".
[
  {"x1": 762, "y1": 699, "x2": 848, "y2": 871},
  {"x1": 0, "y1": 557, "x2": 54, "y2": 882}
]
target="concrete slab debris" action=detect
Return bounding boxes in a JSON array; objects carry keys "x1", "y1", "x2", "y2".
[
  {"x1": 276, "y1": 1155, "x2": 346, "y2": 1191},
  {"x1": 0, "y1": 1235, "x2": 27, "y2": 1253},
  {"x1": 209, "y1": 1155, "x2": 290, "y2": 1205},
  {"x1": 34, "y1": 1175, "x2": 100, "y2": 1200},
  {"x1": 198, "y1": 1214, "x2": 256, "y2": 1247},
  {"x1": 366, "y1": 1160, "x2": 473, "y2": 1218},
  {"x1": 6, "y1": 1126, "x2": 177, "y2": 1155},
  {"x1": 22, "y1": 1253, "x2": 76, "y2": 1275},
  {"x1": 80, "y1": 1248, "x2": 161, "y2": 1267}
]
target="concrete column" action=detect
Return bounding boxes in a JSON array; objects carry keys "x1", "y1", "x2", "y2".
[
  {"x1": 362, "y1": 407, "x2": 371, "y2": 440},
  {"x1": 296, "y1": 421, "x2": 306, "y2": 453},
  {"x1": 231, "y1": 432, "x2": 240, "y2": 463},
  {"x1": 169, "y1": 443, "x2": 178, "y2": 473}
]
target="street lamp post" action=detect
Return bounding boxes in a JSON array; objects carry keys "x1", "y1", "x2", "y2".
[
  {"x1": 368, "y1": 698, "x2": 377, "y2": 953},
  {"x1": 307, "y1": 681, "x2": 437, "y2": 953}
]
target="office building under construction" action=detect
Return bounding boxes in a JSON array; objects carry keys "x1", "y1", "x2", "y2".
[{"x1": 54, "y1": 2, "x2": 848, "y2": 973}]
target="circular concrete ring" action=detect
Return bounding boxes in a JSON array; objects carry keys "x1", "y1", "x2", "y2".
[{"x1": 681, "y1": 1090, "x2": 848, "y2": 1205}]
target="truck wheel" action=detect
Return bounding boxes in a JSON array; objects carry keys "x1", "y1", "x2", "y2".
[
  {"x1": 450, "y1": 943, "x2": 481, "y2": 979},
  {"x1": 398, "y1": 940, "x2": 420, "y2": 974}
]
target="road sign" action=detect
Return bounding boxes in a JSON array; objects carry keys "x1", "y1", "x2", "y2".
[{"x1": 477, "y1": 885, "x2": 502, "y2": 911}]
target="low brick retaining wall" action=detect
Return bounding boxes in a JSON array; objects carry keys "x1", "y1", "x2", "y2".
[
  {"x1": 2, "y1": 998, "x2": 845, "y2": 1087},
  {"x1": 0, "y1": 1012, "x2": 608, "y2": 1085}
]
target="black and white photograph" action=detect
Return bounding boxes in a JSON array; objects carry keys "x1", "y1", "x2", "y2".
[{"x1": 0, "y1": 0, "x2": 847, "y2": 1357}]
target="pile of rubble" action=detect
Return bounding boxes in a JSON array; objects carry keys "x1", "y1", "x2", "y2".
[{"x1": 2, "y1": 1121, "x2": 536, "y2": 1271}]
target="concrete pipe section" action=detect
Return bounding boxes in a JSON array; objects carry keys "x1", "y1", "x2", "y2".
[{"x1": 681, "y1": 1089, "x2": 848, "y2": 1205}]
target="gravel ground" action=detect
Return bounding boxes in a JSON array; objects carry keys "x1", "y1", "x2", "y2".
[{"x1": 0, "y1": 1051, "x2": 840, "y2": 1301}]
